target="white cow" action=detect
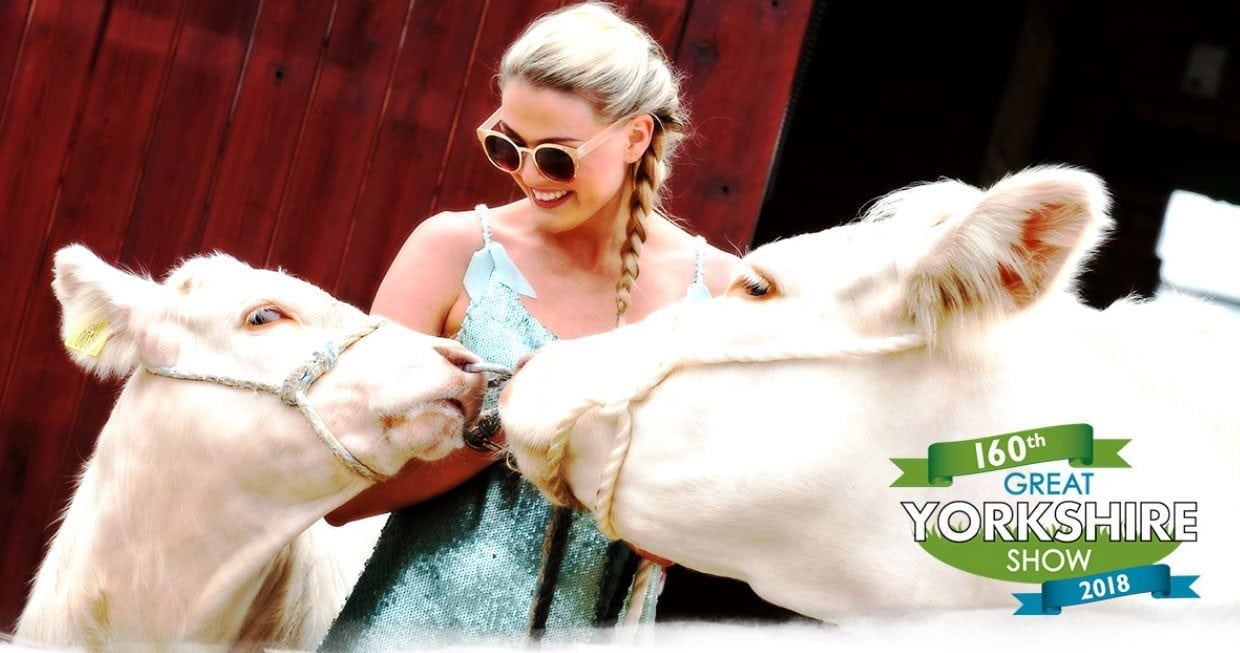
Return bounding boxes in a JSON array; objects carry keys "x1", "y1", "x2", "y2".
[
  {"x1": 16, "y1": 245, "x2": 485, "y2": 650},
  {"x1": 499, "y1": 166, "x2": 1240, "y2": 628}
]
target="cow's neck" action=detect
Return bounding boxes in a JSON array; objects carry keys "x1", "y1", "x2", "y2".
[{"x1": 60, "y1": 381, "x2": 352, "y2": 645}]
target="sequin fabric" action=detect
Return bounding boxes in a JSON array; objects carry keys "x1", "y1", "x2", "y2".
[{"x1": 318, "y1": 206, "x2": 697, "y2": 651}]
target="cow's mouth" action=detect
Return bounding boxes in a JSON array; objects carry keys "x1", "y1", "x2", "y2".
[
  {"x1": 409, "y1": 397, "x2": 473, "y2": 429},
  {"x1": 381, "y1": 396, "x2": 473, "y2": 436},
  {"x1": 432, "y1": 397, "x2": 467, "y2": 419}
]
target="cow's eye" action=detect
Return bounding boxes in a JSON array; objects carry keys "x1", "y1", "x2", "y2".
[
  {"x1": 742, "y1": 275, "x2": 770, "y2": 297},
  {"x1": 733, "y1": 271, "x2": 774, "y2": 299},
  {"x1": 245, "y1": 306, "x2": 288, "y2": 327},
  {"x1": 726, "y1": 267, "x2": 778, "y2": 300}
]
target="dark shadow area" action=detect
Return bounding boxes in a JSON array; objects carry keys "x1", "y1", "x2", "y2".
[
  {"x1": 658, "y1": 565, "x2": 815, "y2": 623},
  {"x1": 757, "y1": 0, "x2": 1240, "y2": 309}
]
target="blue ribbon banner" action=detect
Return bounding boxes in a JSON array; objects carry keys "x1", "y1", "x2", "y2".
[{"x1": 1014, "y1": 564, "x2": 1198, "y2": 615}]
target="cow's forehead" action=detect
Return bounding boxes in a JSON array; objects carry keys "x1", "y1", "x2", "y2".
[
  {"x1": 160, "y1": 254, "x2": 338, "y2": 312},
  {"x1": 742, "y1": 179, "x2": 987, "y2": 290},
  {"x1": 744, "y1": 223, "x2": 903, "y2": 289},
  {"x1": 163, "y1": 253, "x2": 248, "y2": 291}
]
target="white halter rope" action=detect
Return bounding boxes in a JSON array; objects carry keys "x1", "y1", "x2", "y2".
[
  {"x1": 146, "y1": 320, "x2": 390, "y2": 483},
  {"x1": 538, "y1": 332, "x2": 928, "y2": 541}
]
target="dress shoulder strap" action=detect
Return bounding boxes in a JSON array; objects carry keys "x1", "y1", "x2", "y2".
[
  {"x1": 475, "y1": 203, "x2": 494, "y2": 246},
  {"x1": 462, "y1": 204, "x2": 538, "y2": 299},
  {"x1": 684, "y1": 235, "x2": 712, "y2": 302},
  {"x1": 692, "y1": 235, "x2": 707, "y2": 286}
]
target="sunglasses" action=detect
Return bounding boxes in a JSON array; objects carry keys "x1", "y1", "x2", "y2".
[{"x1": 475, "y1": 108, "x2": 631, "y2": 183}]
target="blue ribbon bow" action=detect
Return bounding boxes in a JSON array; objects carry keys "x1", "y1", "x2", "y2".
[{"x1": 463, "y1": 242, "x2": 538, "y2": 299}]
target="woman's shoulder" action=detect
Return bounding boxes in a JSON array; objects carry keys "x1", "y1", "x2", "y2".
[
  {"x1": 407, "y1": 208, "x2": 486, "y2": 252},
  {"x1": 384, "y1": 209, "x2": 488, "y2": 291},
  {"x1": 418, "y1": 200, "x2": 534, "y2": 246}
]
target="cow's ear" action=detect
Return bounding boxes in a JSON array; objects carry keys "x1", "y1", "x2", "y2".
[
  {"x1": 903, "y1": 165, "x2": 1112, "y2": 341},
  {"x1": 52, "y1": 245, "x2": 164, "y2": 378}
]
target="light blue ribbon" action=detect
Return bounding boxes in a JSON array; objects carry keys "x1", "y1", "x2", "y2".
[
  {"x1": 1014, "y1": 564, "x2": 1199, "y2": 615},
  {"x1": 463, "y1": 242, "x2": 538, "y2": 299}
]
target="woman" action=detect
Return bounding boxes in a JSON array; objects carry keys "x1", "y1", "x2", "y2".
[{"x1": 320, "y1": 3, "x2": 739, "y2": 649}]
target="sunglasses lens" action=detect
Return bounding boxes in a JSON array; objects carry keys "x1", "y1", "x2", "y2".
[
  {"x1": 484, "y1": 135, "x2": 521, "y2": 172},
  {"x1": 534, "y1": 148, "x2": 576, "y2": 182}
]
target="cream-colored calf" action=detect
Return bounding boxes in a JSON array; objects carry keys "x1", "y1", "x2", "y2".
[
  {"x1": 501, "y1": 166, "x2": 1240, "y2": 627},
  {"x1": 17, "y1": 245, "x2": 485, "y2": 649}
]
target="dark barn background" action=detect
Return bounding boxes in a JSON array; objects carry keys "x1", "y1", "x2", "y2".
[
  {"x1": 761, "y1": 0, "x2": 1240, "y2": 308},
  {"x1": 1, "y1": 0, "x2": 1238, "y2": 632}
]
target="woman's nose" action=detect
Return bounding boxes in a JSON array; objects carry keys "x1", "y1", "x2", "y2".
[{"x1": 517, "y1": 153, "x2": 547, "y2": 185}]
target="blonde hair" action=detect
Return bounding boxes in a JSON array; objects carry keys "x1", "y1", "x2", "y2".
[{"x1": 500, "y1": 2, "x2": 688, "y2": 327}]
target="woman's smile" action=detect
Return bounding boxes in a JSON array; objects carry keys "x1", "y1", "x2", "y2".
[{"x1": 530, "y1": 187, "x2": 572, "y2": 208}]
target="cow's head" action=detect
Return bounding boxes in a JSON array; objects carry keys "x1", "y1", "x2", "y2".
[
  {"x1": 499, "y1": 166, "x2": 1112, "y2": 581},
  {"x1": 52, "y1": 245, "x2": 486, "y2": 503}
]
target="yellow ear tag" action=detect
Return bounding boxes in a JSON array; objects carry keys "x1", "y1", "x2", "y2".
[{"x1": 65, "y1": 320, "x2": 110, "y2": 357}]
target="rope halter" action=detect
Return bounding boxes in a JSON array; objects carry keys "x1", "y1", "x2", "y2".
[
  {"x1": 537, "y1": 330, "x2": 928, "y2": 541},
  {"x1": 146, "y1": 320, "x2": 390, "y2": 483}
]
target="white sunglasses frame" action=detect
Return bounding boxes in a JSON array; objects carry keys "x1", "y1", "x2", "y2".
[{"x1": 475, "y1": 108, "x2": 634, "y2": 182}]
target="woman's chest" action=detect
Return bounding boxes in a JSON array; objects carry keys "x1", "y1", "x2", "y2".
[
  {"x1": 446, "y1": 254, "x2": 695, "y2": 340},
  {"x1": 517, "y1": 270, "x2": 684, "y2": 339}
]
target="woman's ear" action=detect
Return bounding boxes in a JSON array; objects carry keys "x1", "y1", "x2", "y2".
[{"x1": 623, "y1": 115, "x2": 655, "y2": 163}]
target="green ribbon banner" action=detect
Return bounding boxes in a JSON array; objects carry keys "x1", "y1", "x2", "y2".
[{"x1": 891, "y1": 423, "x2": 1129, "y2": 487}]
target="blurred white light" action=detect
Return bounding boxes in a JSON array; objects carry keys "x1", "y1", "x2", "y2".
[{"x1": 1156, "y1": 190, "x2": 1240, "y2": 315}]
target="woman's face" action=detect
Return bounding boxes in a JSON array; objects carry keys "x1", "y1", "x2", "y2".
[{"x1": 496, "y1": 80, "x2": 644, "y2": 233}]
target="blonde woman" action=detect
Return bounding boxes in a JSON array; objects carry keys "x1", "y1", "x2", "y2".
[{"x1": 321, "y1": 3, "x2": 738, "y2": 648}]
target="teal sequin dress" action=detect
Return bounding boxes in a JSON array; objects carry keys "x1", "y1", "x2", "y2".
[{"x1": 319, "y1": 206, "x2": 710, "y2": 651}]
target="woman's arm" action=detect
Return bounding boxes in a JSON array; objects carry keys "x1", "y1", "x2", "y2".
[{"x1": 326, "y1": 211, "x2": 498, "y2": 526}]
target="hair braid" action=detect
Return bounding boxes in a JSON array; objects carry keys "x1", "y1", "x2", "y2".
[{"x1": 614, "y1": 135, "x2": 666, "y2": 327}]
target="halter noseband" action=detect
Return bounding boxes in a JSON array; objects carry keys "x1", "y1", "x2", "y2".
[{"x1": 146, "y1": 320, "x2": 390, "y2": 483}]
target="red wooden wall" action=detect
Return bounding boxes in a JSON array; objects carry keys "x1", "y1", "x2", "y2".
[{"x1": 0, "y1": 0, "x2": 812, "y2": 630}]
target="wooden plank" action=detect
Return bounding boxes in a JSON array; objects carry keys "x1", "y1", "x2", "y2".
[
  {"x1": 332, "y1": 0, "x2": 487, "y2": 308},
  {"x1": 0, "y1": 10, "x2": 112, "y2": 626},
  {"x1": 197, "y1": 0, "x2": 336, "y2": 267},
  {"x1": 0, "y1": 0, "x2": 35, "y2": 124},
  {"x1": 0, "y1": 0, "x2": 107, "y2": 425},
  {"x1": 0, "y1": 0, "x2": 185, "y2": 629},
  {"x1": 627, "y1": 0, "x2": 690, "y2": 57},
  {"x1": 265, "y1": 0, "x2": 413, "y2": 289},
  {"x1": 669, "y1": 0, "x2": 813, "y2": 251},
  {"x1": 430, "y1": 0, "x2": 567, "y2": 215},
  {"x1": 120, "y1": 0, "x2": 262, "y2": 275}
]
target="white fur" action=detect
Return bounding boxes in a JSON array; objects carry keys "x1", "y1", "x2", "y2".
[
  {"x1": 16, "y1": 245, "x2": 484, "y2": 649},
  {"x1": 500, "y1": 166, "x2": 1240, "y2": 626}
]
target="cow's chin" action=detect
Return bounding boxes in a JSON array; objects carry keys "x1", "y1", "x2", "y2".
[
  {"x1": 384, "y1": 404, "x2": 466, "y2": 463},
  {"x1": 499, "y1": 357, "x2": 621, "y2": 510},
  {"x1": 502, "y1": 412, "x2": 620, "y2": 512}
]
